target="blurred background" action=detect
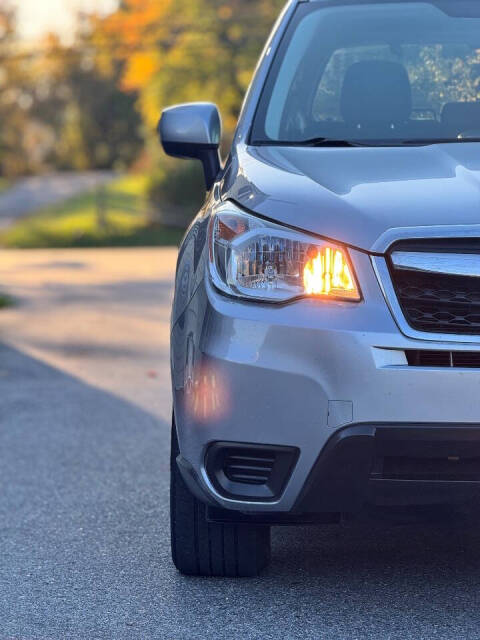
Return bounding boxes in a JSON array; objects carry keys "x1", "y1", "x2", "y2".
[
  {"x1": 0, "y1": 0, "x2": 283, "y2": 248},
  {"x1": 0, "y1": 7, "x2": 285, "y2": 631}
]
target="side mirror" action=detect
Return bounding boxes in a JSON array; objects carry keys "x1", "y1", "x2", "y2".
[{"x1": 158, "y1": 102, "x2": 222, "y2": 191}]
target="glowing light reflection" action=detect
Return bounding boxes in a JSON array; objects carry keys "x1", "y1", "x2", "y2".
[
  {"x1": 303, "y1": 246, "x2": 355, "y2": 297},
  {"x1": 185, "y1": 364, "x2": 230, "y2": 422}
]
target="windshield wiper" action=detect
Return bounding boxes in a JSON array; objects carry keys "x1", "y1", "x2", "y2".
[
  {"x1": 255, "y1": 136, "x2": 480, "y2": 148},
  {"x1": 255, "y1": 137, "x2": 367, "y2": 148},
  {"x1": 399, "y1": 137, "x2": 480, "y2": 146}
]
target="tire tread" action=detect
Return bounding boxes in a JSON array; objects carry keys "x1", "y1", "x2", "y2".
[{"x1": 170, "y1": 418, "x2": 271, "y2": 577}]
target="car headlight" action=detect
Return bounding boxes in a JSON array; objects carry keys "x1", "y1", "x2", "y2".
[{"x1": 208, "y1": 203, "x2": 360, "y2": 303}]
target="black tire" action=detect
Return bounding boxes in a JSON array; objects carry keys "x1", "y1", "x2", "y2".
[{"x1": 170, "y1": 417, "x2": 271, "y2": 577}]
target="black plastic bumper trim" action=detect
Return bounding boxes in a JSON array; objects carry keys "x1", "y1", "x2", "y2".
[
  {"x1": 294, "y1": 424, "x2": 480, "y2": 514},
  {"x1": 205, "y1": 442, "x2": 300, "y2": 502},
  {"x1": 206, "y1": 506, "x2": 340, "y2": 526},
  {"x1": 176, "y1": 455, "x2": 217, "y2": 507}
]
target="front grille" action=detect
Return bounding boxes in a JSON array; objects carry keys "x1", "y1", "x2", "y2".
[
  {"x1": 389, "y1": 242, "x2": 480, "y2": 335},
  {"x1": 377, "y1": 455, "x2": 480, "y2": 481},
  {"x1": 405, "y1": 350, "x2": 480, "y2": 367},
  {"x1": 372, "y1": 427, "x2": 480, "y2": 482}
]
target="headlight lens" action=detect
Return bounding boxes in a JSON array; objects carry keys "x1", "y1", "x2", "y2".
[{"x1": 209, "y1": 204, "x2": 360, "y2": 302}]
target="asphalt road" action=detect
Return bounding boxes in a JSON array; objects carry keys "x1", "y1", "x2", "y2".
[
  {"x1": 2, "y1": 248, "x2": 480, "y2": 640},
  {"x1": 0, "y1": 173, "x2": 115, "y2": 228}
]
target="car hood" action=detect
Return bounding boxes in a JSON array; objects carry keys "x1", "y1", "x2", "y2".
[{"x1": 222, "y1": 143, "x2": 480, "y2": 252}]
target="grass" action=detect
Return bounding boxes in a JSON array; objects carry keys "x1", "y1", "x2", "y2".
[
  {"x1": 0, "y1": 174, "x2": 186, "y2": 249},
  {"x1": 0, "y1": 294, "x2": 13, "y2": 308}
]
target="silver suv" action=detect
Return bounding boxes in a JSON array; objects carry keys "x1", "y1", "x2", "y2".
[{"x1": 160, "y1": 0, "x2": 480, "y2": 576}]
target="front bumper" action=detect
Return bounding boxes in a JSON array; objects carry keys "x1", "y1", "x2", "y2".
[
  {"x1": 295, "y1": 424, "x2": 480, "y2": 514},
  {"x1": 172, "y1": 249, "x2": 480, "y2": 515}
]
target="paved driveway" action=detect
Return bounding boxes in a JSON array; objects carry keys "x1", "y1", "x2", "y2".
[{"x1": 1, "y1": 248, "x2": 480, "y2": 639}]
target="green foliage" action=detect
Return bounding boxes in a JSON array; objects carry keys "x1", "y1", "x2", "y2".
[
  {"x1": 0, "y1": 6, "x2": 34, "y2": 176},
  {"x1": 0, "y1": 175, "x2": 184, "y2": 248},
  {"x1": 0, "y1": 8, "x2": 143, "y2": 177},
  {"x1": 26, "y1": 37, "x2": 143, "y2": 175},
  {"x1": 93, "y1": 0, "x2": 285, "y2": 210},
  {"x1": 0, "y1": 293, "x2": 13, "y2": 309},
  {"x1": 100, "y1": 0, "x2": 285, "y2": 134},
  {"x1": 53, "y1": 62, "x2": 142, "y2": 172},
  {"x1": 1, "y1": 1, "x2": 284, "y2": 181},
  {"x1": 147, "y1": 160, "x2": 205, "y2": 209}
]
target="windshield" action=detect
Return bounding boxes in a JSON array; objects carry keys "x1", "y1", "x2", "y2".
[{"x1": 251, "y1": 1, "x2": 480, "y2": 146}]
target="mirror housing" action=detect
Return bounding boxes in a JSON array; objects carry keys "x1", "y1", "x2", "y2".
[{"x1": 158, "y1": 102, "x2": 222, "y2": 191}]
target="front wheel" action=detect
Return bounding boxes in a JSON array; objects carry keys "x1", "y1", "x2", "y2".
[{"x1": 170, "y1": 417, "x2": 271, "y2": 577}]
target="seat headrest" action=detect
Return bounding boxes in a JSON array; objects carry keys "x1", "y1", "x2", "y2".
[
  {"x1": 341, "y1": 61, "x2": 412, "y2": 126},
  {"x1": 442, "y1": 102, "x2": 480, "y2": 131}
]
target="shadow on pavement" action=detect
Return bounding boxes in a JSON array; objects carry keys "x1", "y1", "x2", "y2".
[
  {"x1": 0, "y1": 343, "x2": 170, "y2": 639},
  {"x1": 12, "y1": 279, "x2": 174, "y2": 309},
  {"x1": 2, "y1": 343, "x2": 480, "y2": 639}
]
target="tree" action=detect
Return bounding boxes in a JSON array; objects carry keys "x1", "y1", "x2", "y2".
[
  {"x1": 28, "y1": 33, "x2": 143, "y2": 172},
  {"x1": 0, "y1": 5, "x2": 36, "y2": 176},
  {"x1": 0, "y1": 11, "x2": 142, "y2": 176},
  {"x1": 94, "y1": 0, "x2": 285, "y2": 135}
]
